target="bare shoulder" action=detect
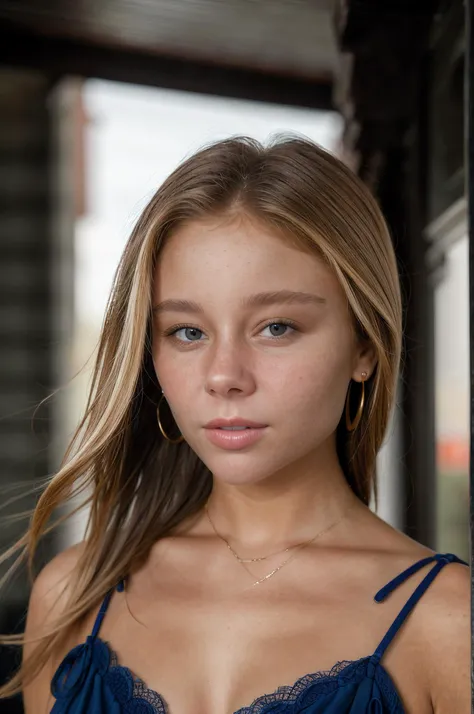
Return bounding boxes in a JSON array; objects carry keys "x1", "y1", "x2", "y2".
[
  {"x1": 418, "y1": 556, "x2": 470, "y2": 636},
  {"x1": 361, "y1": 513, "x2": 470, "y2": 711},
  {"x1": 417, "y1": 557, "x2": 470, "y2": 713},
  {"x1": 22, "y1": 540, "x2": 87, "y2": 714},
  {"x1": 29, "y1": 540, "x2": 86, "y2": 607}
]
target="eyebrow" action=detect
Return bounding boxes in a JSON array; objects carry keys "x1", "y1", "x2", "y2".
[{"x1": 152, "y1": 290, "x2": 326, "y2": 315}]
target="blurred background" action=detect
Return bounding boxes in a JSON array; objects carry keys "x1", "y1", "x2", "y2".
[{"x1": 0, "y1": 1, "x2": 468, "y2": 709}]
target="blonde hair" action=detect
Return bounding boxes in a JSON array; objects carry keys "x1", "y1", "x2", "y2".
[{"x1": 0, "y1": 135, "x2": 402, "y2": 698}]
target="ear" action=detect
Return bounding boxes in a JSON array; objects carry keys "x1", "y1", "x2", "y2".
[{"x1": 351, "y1": 340, "x2": 377, "y2": 382}]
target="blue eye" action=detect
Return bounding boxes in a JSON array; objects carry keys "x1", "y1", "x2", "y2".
[
  {"x1": 173, "y1": 327, "x2": 203, "y2": 342},
  {"x1": 262, "y1": 322, "x2": 295, "y2": 338}
]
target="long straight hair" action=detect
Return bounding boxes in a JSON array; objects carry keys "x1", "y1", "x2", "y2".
[{"x1": 0, "y1": 135, "x2": 402, "y2": 697}]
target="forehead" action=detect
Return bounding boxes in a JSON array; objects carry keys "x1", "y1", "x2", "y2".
[{"x1": 153, "y1": 215, "x2": 343, "y2": 304}]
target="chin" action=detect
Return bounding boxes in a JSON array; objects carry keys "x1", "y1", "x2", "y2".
[{"x1": 188, "y1": 433, "x2": 307, "y2": 486}]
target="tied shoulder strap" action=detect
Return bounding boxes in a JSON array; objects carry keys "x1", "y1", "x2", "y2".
[{"x1": 371, "y1": 552, "x2": 467, "y2": 664}]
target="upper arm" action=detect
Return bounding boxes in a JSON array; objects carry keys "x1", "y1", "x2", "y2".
[
  {"x1": 22, "y1": 541, "x2": 85, "y2": 714},
  {"x1": 423, "y1": 563, "x2": 471, "y2": 713}
]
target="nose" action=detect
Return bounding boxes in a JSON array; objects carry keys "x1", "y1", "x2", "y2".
[{"x1": 204, "y1": 339, "x2": 256, "y2": 398}]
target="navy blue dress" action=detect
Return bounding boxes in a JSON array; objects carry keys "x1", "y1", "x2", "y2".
[{"x1": 50, "y1": 552, "x2": 467, "y2": 713}]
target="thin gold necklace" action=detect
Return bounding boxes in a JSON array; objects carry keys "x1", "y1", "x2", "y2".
[
  {"x1": 205, "y1": 499, "x2": 354, "y2": 587},
  {"x1": 205, "y1": 500, "x2": 299, "y2": 563}
]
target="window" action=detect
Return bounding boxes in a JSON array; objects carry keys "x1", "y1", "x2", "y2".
[{"x1": 433, "y1": 226, "x2": 469, "y2": 560}]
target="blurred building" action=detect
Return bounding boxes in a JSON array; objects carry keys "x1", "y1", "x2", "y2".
[{"x1": 0, "y1": 0, "x2": 468, "y2": 709}]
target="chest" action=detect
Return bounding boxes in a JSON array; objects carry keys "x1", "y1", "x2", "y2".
[{"x1": 77, "y1": 575, "x2": 431, "y2": 714}]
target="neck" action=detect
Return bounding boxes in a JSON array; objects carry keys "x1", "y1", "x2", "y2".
[{"x1": 205, "y1": 454, "x2": 360, "y2": 553}]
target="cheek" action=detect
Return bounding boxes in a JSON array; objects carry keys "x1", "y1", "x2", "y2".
[
  {"x1": 262, "y1": 341, "x2": 352, "y2": 422},
  {"x1": 152, "y1": 339, "x2": 176, "y2": 393},
  {"x1": 152, "y1": 343, "x2": 197, "y2": 419}
]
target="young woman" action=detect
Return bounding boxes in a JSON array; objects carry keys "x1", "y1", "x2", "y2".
[{"x1": 1, "y1": 136, "x2": 469, "y2": 713}]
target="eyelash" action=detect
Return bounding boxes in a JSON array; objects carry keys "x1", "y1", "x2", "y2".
[{"x1": 162, "y1": 319, "x2": 299, "y2": 344}]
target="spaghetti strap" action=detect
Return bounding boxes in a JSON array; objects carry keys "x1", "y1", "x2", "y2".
[
  {"x1": 372, "y1": 552, "x2": 468, "y2": 663},
  {"x1": 90, "y1": 578, "x2": 126, "y2": 640}
]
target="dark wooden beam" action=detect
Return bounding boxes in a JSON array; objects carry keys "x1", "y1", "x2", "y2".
[
  {"x1": 333, "y1": 1, "x2": 441, "y2": 545},
  {"x1": 0, "y1": 22, "x2": 334, "y2": 111},
  {"x1": 334, "y1": 1, "x2": 438, "y2": 185}
]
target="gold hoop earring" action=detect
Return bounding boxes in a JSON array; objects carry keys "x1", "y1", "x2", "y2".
[
  {"x1": 345, "y1": 372, "x2": 367, "y2": 432},
  {"x1": 157, "y1": 393, "x2": 184, "y2": 444}
]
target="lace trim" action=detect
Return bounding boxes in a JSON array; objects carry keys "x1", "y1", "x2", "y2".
[
  {"x1": 233, "y1": 658, "x2": 370, "y2": 714},
  {"x1": 104, "y1": 644, "x2": 403, "y2": 714},
  {"x1": 375, "y1": 665, "x2": 405, "y2": 713},
  {"x1": 108, "y1": 645, "x2": 168, "y2": 713}
]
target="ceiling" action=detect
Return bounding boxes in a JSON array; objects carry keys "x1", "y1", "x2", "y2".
[{"x1": 0, "y1": 0, "x2": 338, "y2": 81}]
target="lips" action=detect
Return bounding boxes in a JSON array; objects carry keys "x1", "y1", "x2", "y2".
[
  {"x1": 203, "y1": 422, "x2": 268, "y2": 450},
  {"x1": 204, "y1": 418, "x2": 267, "y2": 429}
]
